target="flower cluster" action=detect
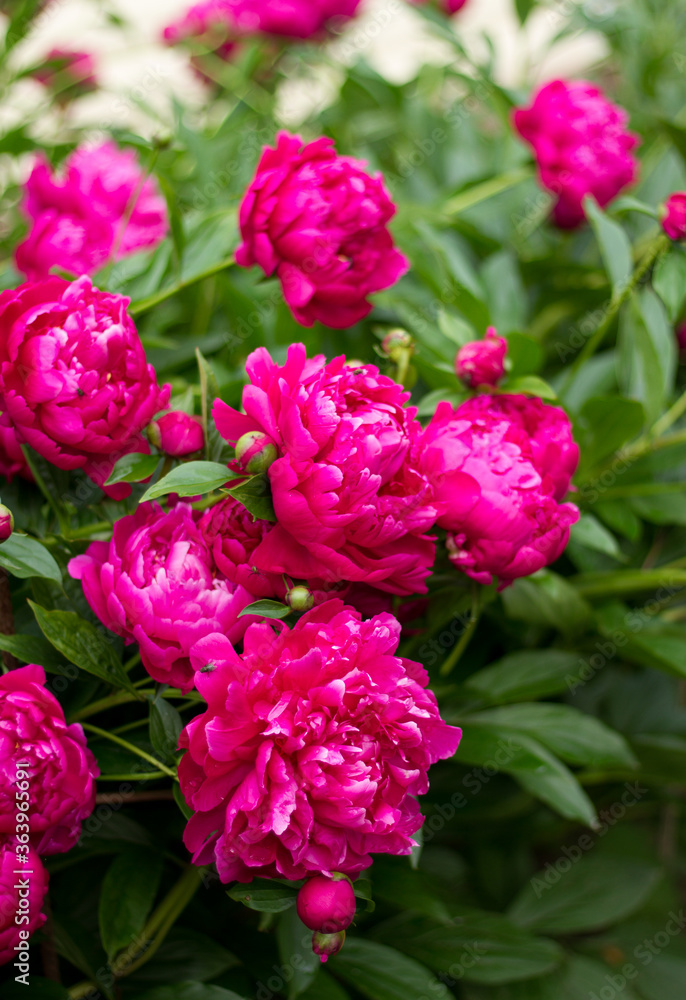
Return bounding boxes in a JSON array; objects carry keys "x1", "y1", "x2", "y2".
[
  {"x1": 514, "y1": 79, "x2": 639, "y2": 228},
  {"x1": 16, "y1": 141, "x2": 168, "y2": 280},
  {"x1": 0, "y1": 665, "x2": 99, "y2": 964}
]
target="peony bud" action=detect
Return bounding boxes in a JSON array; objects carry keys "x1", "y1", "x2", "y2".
[
  {"x1": 149, "y1": 412, "x2": 204, "y2": 456},
  {"x1": 381, "y1": 328, "x2": 413, "y2": 361},
  {"x1": 0, "y1": 504, "x2": 13, "y2": 543},
  {"x1": 235, "y1": 430, "x2": 278, "y2": 475},
  {"x1": 286, "y1": 586, "x2": 315, "y2": 612},
  {"x1": 455, "y1": 327, "x2": 507, "y2": 389},
  {"x1": 312, "y1": 930, "x2": 346, "y2": 963},
  {"x1": 662, "y1": 193, "x2": 686, "y2": 241},
  {"x1": 297, "y1": 874, "x2": 356, "y2": 933}
]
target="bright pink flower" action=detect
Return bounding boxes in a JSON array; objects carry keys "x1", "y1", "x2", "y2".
[
  {"x1": 297, "y1": 875, "x2": 356, "y2": 932},
  {"x1": 455, "y1": 327, "x2": 507, "y2": 388},
  {"x1": 16, "y1": 141, "x2": 168, "y2": 279},
  {"x1": 0, "y1": 419, "x2": 33, "y2": 483},
  {"x1": 34, "y1": 47, "x2": 98, "y2": 99},
  {"x1": 0, "y1": 665, "x2": 98, "y2": 855},
  {"x1": 199, "y1": 494, "x2": 283, "y2": 600},
  {"x1": 662, "y1": 192, "x2": 686, "y2": 241},
  {"x1": 164, "y1": 0, "x2": 362, "y2": 54},
  {"x1": 0, "y1": 505, "x2": 12, "y2": 542},
  {"x1": 213, "y1": 345, "x2": 436, "y2": 595},
  {"x1": 418, "y1": 395, "x2": 579, "y2": 587},
  {"x1": 236, "y1": 132, "x2": 408, "y2": 328},
  {"x1": 0, "y1": 839, "x2": 48, "y2": 966},
  {"x1": 69, "y1": 501, "x2": 261, "y2": 693},
  {"x1": 513, "y1": 79, "x2": 639, "y2": 228},
  {"x1": 0, "y1": 277, "x2": 169, "y2": 499},
  {"x1": 179, "y1": 601, "x2": 461, "y2": 881},
  {"x1": 150, "y1": 411, "x2": 205, "y2": 456}
]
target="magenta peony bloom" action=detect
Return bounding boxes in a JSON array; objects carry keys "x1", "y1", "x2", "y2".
[
  {"x1": 0, "y1": 419, "x2": 33, "y2": 483},
  {"x1": 455, "y1": 327, "x2": 507, "y2": 388},
  {"x1": 0, "y1": 276, "x2": 169, "y2": 499},
  {"x1": 213, "y1": 344, "x2": 436, "y2": 595},
  {"x1": 69, "y1": 501, "x2": 262, "y2": 693},
  {"x1": 199, "y1": 494, "x2": 283, "y2": 600},
  {"x1": 662, "y1": 192, "x2": 686, "y2": 241},
  {"x1": 179, "y1": 601, "x2": 461, "y2": 881},
  {"x1": 418, "y1": 395, "x2": 579, "y2": 587},
  {"x1": 236, "y1": 132, "x2": 408, "y2": 328},
  {"x1": 33, "y1": 47, "x2": 98, "y2": 100},
  {"x1": 16, "y1": 141, "x2": 168, "y2": 280},
  {"x1": 0, "y1": 839, "x2": 48, "y2": 967},
  {"x1": 0, "y1": 665, "x2": 98, "y2": 855},
  {"x1": 150, "y1": 411, "x2": 205, "y2": 456},
  {"x1": 0, "y1": 505, "x2": 13, "y2": 542},
  {"x1": 297, "y1": 875, "x2": 356, "y2": 933},
  {"x1": 164, "y1": 0, "x2": 362, "y2": 54},
  {"x1": 513, "y1": 79, "x2": 639, "y2": 228}
]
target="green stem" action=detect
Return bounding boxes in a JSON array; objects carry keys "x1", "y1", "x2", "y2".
[
  {"x1": 96, "y1": 771, "x2": 170, "y2": 782},
  {"x1": 130, "y1": 255, "x2": 236, "y2": 316},
  {"x1": 81, "y1": 722, "x2": 178, "y2": 780},
  {"x1": 571, "y1": 568, "x2": 686, "y2": 599},
  {"x1": 440, "y1": 586, "x2": 482, "y2": 676},
  {"x1": 442, "y1": 166, "x2": 535, "y2": 217},
  {"x1": 65, "y1": 521, "x2": 112, "y2": 540},
  {"x1": 561, "y1": 233, "x2": 670, "y2": 394}
]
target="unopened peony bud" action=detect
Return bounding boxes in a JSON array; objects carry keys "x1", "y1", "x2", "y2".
[
  {"x1": 286, "y1": 586, "x2": 315, "y2": 612},
  {"x1": 312, "y1": 930, "x2": 346, "y2": 963},
  {"x1": 0, "y1": 504, "x2": 13, "y2": 542},
  {"x1": 149, "y1": 412, "x2": 204, "y2": 456},
  {"x1": 662, "y1": 193, "x2": 686, "y2": 241},
  {"x1": 235, "y1": 431, "x2": 278, "y2": 474},
  {"x1": 455, "y1": 327, "x2": 507, "y2": 388},
  {"x1": 297, "y1": 874, "x2": 356, "y2": 933},
  {"x1": 381, "y1": 328, "x2": 413, "y2": 361}
]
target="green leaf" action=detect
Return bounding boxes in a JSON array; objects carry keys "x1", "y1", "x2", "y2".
[
  {"x1": 332, "y1": 938, "x2": 453, "y2": 1000},
  {"x1": 125, "y1": 928, "x2": 239, "y2": 985},
  {"x1": 139, "y1": 461, "x2": 234, "y2": 502},
  {"x1": 463, "y1": 704, "x2": 636, "y2": 769},
  {"x1": 228, "y1": 473, "x2": 276, "y2": 522},
  {"x1": 105, "y1": 453, "x2": 161, "y2": 486},
  {"x1": 29, "y1": 601, "x2": 135, "y2": 694},
  {"x1": 228, "y1": 879, "x2": 298, "y2": 913},
  {"x1": 503, "y1": 375, "x2": 557, "y2": 400},
  {"x1": 508, "y1": 857, "x2": 661, "y2": 935},
  {"x1": 0, "y1": 632, "x2": 65, "y2": 669},
  {"x1": 576, "y1": 396, "x2": 645, "y2": 471},
  {"x1": 456, "y1": 723, "x2": 597, "y2": 826},
  {"x1": 196, "y1": 348, "x2": 226, "y2": 463},
  {"x1": 514, "y1": 0, "x2": 537, "y2": 24},
  {"x1": 369, "y1": 912, "x2": 563, "y2": 986},
  {"x1": 276, "y1": 907, "x2": 320, "y2": 999},
  {"x1": 464, "y1": 650, "x2": 583, "y2": 704},
  {"x1": 149, "y1": 696, "x2": 183, "y2": 761},
  {"x1": 652, "y1": 249, "x2": 686, "y2": 322},
  {"x1": 99, "y1": 846, "x2": 164, "y2": 960},
  {"x1": 134, "y1": 986, "x2": 249, "y2": 1000},
  {"x1": 0, "y1": 980, "x2": 71, "y2": 1000},
  {"x1": 298, "y1": 971, "x2": 351, "y2": 1000},
  {"x1": 173, "y1": 782, "x2": 193, "y2": 820},
  {"x1": 584, "y1": 197, "x2": 633, "y2": 293},
  {"x1": 501, "y1": 572, "x2": 592, "y2": 635},
  {"x1": 238, "y1": 599, "x2": 291, "y2": 620},
  {"x1": 0, "y1": 534, "x2": 62, "y2": 584},
  {"x1": 569, "y1": 514, "x2": 622, "y2": 559},
  {"x1": 618, "y1": 290, "x2": 676, "y2": 424}
]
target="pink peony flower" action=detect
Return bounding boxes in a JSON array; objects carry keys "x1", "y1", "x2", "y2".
[
  {"x1": 0, "y1": 419, "x2": 33, "y2": 483},
  {"x1": 455, "y1": 327, "x2": 507, "y2": 388},
  {"x1": 150, "y1": 411, "x2": 205, "y2": 456},
  {"x1": 297, "y1": 875, "x2": 356, "y2": 933},
  {"x1": 69, "y1": 501, "x2": 262, "y2": 693},
  {"x1": 662, "y1": 192, "x2": 686, "y2": 241},
  {"x1": 199, "y1": 494, "x2": 283, "y2": 600},
  {"x1": 0, "y1": 504, "x2": 13, "y2": 542},
  {"x1": 0, "y1": 276, "x2": 169, "y2": 499},
  {"x1": 0, "y1": 839, "x2": 48, "y2": 967},
  {"x1": 513, "y1": 79, "x2": 639, "y2": 228},
  {"x1": 33, "y1": 47, "x2": 98, "y2": 100},
  {"x1": 164, "y1": 0, "x2": 362, "y2": 54},
  {"x1": 213, "y1": 344, "x2": 437, "y2": 595},
  {"x1": 418, "y1": 395, "x2": 579, "y2": 587},
  {"x1": 236, "y1": 132, "x2": 408, "y2": 328},
  {"x1": 16, "y1": 141, "x2": 168, "y2": 280},
  {"x1": 179, "y1": 600, "x2": 461, "y2": 881},
  {"x1": 0, "y1": 665, "x2": 98, "y2": 855}
]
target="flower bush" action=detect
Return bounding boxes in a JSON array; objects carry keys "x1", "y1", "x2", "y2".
[{"x1": 0, "y1": 0, "x2": 685, "y2": 997}]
